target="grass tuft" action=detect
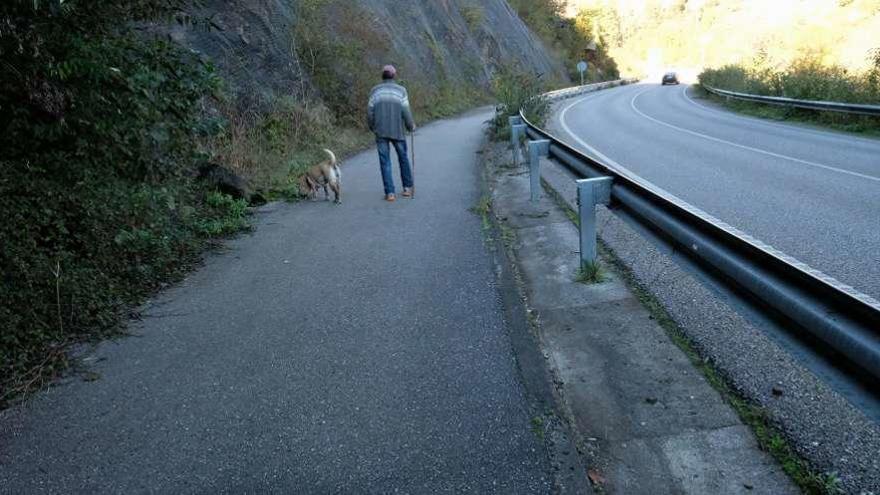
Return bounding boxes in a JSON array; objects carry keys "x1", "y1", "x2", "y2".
[
  {"x1": 470, "y1": 196, "x2": 493, "y2": 231},
  {"x1": 575, "y1": 262, "x2": 606, "y2": 284},
  {"x1": 530, "y1": 415, "x2": 546, "y2": 440}
]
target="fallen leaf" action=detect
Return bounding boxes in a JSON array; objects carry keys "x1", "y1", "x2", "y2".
[{"x1": 588, "y1": 468, "x2": 606, "y2": 486}]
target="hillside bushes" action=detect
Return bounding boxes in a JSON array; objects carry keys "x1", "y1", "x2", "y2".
[
  {"x1": 0, "y1": 1, "x2": 247, "y2": 402},
  {"x1": 490, "y1": 65, "x2": 551, "y2": 140},
  {"x1": 700, "y1": 58, "x2": 880, "y2": 104},
  {"x1": 699, "y1": 55, "x2": 880, "y2": 131},
  {"x1": 507, "y1": 0, "x2": 619, "y2": 82},
  {"x1": 202, "y1": 94, "x2": 370, "y2": 200}
]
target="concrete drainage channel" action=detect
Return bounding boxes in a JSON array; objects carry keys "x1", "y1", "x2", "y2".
[{"x1": 488, "y1": 82, "x2": 880, "y2": 493}]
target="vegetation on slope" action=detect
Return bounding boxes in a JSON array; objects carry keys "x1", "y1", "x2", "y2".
[
  {"x1": 698, "y1": 53, "x2": 880, "y2": 133},
  {"x1": 490, "y1": 65, "x2": 552, "y2": 141},
  {"x1": 700, "y1": 53, "x2": 880, "y2": 104},
  {"x1": 0, "y1": 1, "x2": 249, "y2": 403},
  {"x1": 508, "y1": 0, "x2": 619, "y2": 81}
]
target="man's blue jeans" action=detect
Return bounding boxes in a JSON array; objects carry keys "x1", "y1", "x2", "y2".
[{"x1": 376, "y1": 138, "x2": 413, "y2": 195}]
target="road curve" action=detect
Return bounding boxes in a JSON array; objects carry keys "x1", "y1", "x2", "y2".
[{"x1": 549, "y1": 83, "x2": 880, "y2": 301}]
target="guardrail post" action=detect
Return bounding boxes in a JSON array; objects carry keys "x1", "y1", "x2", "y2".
[
  {"x1": 528, "y1": 140, "x2": 550, "y2": 204},
  {"x1": 510, "y1": 123, "x2": 526, "y2": 166},
  {"x1": 508, "y1": 116, "x2": 522, "y2": 127},
  {"x1": 507, "y1": 115, "x2": 523, "y2": 167},
  {"x1": 577, "y1": 177, "x2": 613, "y2": 266}
]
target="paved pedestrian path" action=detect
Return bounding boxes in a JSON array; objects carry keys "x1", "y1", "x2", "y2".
[{"x1": 0, "y1": 108, "x2": 552, "y2": 493}]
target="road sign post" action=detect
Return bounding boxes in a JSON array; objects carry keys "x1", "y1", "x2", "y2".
[{"x1": 576, "y1": 61, "x2": 588, "y2": 86}]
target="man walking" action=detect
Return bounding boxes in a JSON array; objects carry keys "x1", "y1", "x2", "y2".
[{"x1": 367, "y1": 65, "x2": 416, "y2": 202}]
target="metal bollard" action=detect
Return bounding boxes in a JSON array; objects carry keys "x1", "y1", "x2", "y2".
[
  {"x1": 576, "y1": 177, "x2": 613, "y2": 266},
  {"x1": 528, "y1": 140, "x2": 550, "y2": 204}
]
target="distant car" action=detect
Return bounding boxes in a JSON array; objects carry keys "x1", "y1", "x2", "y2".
[{"x1": 661, "y1": 72, "x2": 679, "y2": 85}]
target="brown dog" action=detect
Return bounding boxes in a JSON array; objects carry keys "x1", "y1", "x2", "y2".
[{"x1": 299, "y1": 149, "x2": 341, "y2": 204}]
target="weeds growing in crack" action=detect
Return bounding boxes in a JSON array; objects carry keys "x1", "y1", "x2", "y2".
[{"x1": 575, "y1": 262, "x2": 606, "y2": 284}]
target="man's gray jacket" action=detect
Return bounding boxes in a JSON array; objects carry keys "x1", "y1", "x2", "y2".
[{"x1": 367, "y1": 81, "x2": 415, "y2": 141}]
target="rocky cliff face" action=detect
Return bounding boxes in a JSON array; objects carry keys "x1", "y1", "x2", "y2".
[
  {"x1": 168, "y1": 0, "x2": 567, "y2": 110},
  {"x1": 167, "y1": 0, "x2": 303, "y2": 107},
  {"x1": 351, "y1": 0, "x2": 566, "y2": 86}
]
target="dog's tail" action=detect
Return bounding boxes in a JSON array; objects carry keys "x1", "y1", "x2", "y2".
[{"x1": 323, "y1": 148, "x2": 341, "y2": 180}]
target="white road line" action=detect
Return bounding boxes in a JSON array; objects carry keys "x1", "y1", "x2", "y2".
[
  {"x1": 558, "y1": 91, "x2": 628, "y2": 170},
  {"x1": 680, "y1": 85, "x2": 880, "y2": 146},
  {"x1": 557, "y1": 88, "x2": 685, "y2": 196},
  {"x1": 629, "y1": 87, "x2": 880, "y2": 184}
]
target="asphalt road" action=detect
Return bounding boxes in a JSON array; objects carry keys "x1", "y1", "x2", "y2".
[
  {"x1": 550, "y1": 83, "x2": 880, "y2": 301},
  {"x1": 0, "y1": 108, "x2": 552, "y2": 493}
]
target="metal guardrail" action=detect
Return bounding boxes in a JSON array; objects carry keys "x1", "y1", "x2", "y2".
[
  {"x1": 703, "y1": 85, "x2": 880, "y2": 116},
  {"x1": 519, "y1": 82, "x2": 880, "y2": 388},
  {"x1": 541, "y1": 79, "x2": 640, "y2": 103}
]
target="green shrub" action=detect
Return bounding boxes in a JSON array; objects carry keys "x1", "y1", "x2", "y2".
[
  {"x1": 201, "y1": 95, "x2": 372, "y2": 196},
  {"x1": 490, "y1": 65, "x2": 550, "y2": 139},
  {"x1": 508, "y1": 0, "x2": 619, "y2": 81},
  {"x1": 700, "y1": 57, "x2": 879, "y2": 104},
  {"x1": 196, "y1": 192, "x2": 250, "y2": 237},
  {"x1": 699, "y1": 55, "x2": 880, "y2": 132},
  {"x1": 0, "y1": 0, "x2": 249, "y2": 403}
]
